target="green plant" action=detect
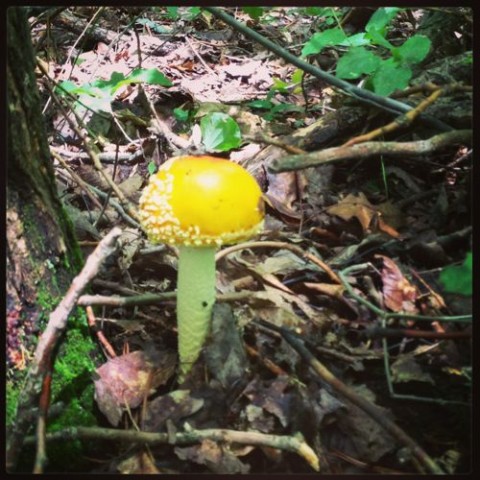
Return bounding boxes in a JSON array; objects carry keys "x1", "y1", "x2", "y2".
[
  {"x1": 440, "y1": 252, "x2": 472, "y2": 296},
  {"x1": 242, "y1": 7, "x2": 265, "y2": 20},
  {"x1": 247, "y1": 75, "x2": 305, "y2": 121},
  {"x1": 57, "y1": 68, "x2": 172, "y2": 114},
  {"x1": 302, "y1": 7, "x2": 432, "y2": 96},
  {"x1": 200, "y1": 112, "x2": 242, "y2": 152}
]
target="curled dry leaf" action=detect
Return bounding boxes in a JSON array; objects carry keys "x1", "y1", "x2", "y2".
[
  {"x1": 327, "y1": 192, "x2": 400, "y2": 237},
  {"x1": 94, "y1": 349, "x2": 177, "y2": 426},
  {"x1": 376, "y1": 255, "x2": 418, "y2": 314}
]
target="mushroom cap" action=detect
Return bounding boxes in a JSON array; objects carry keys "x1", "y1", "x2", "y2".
[{"x1": 139, "y1": 156, "x2": 264, "y2": 247}]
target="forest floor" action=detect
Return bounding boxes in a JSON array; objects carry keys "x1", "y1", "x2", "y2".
[{"x1": 16, "y1": 6, "x2": 472, "y2": 474}]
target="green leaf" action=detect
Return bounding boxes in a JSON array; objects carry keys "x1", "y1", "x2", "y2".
[
  {"x1": 271, "y1": 77, "x2": 290, "y2": 93},
  {"x1": 366, "y1": 7, "x2": 402, "y2": 35},
  {"x1": 365, "y1": 29, "x2": 394, "y2": 50},
  {"x1": 291, "y1": 68, "x2": 305, "y2": 84},
  {"x1": 264, "y1": 103, "x2": 303, "y2": 121},
  {"x1": 302, "y1": 27, "x2": 348, "y2": 56},
  {"x1": 336, "y1": 47, "x2": 381, "y2": 79},
  {"x1": 393, "y1": 34, "x2": 431, "y2": 64},
  {"x1": 91, "y1": 72, "x2": 126, "y2": 95},
  {"x1": 185, "y1": 7, "x2": 201, "y2": 20},
  {"x1": 371, "y1": 59, "x2": 412, "y2": 96},
  {"x1": 440, "y1": 252, "x2": 472, "y2": 296},
  {"x1": 242, "y1": 7, "x2": 264, "y2": 20},
  {"x1": 304, "y1": 7, "x2": 333, "y2": 16},
  {"x1": 339, "y1": 32, "x2": 371, "y2": 47},
  {"x1": 200, "y1": 112, "x2": 242, "y2": 152},
  {"x1": 173, "y1": 107, "x2": 190, "y2": 122},
  {"x1": 136, "y1": 18, "x2": 171, "y2": 34},
  {"x1": 166, "y1": 7, "x2": 179, "y2": 20},
  {"x1": 56, "y1": 80, "x2": 81, "y2": 95},
  {"x1": 147, "y1": 161, "x2": 157, "y2": 175},
  {"x1": 248, "y1": 99, "x2": 274, "y2": 110},
  {"x1": 124, "y1": 68, "x2": 172, "y2": 88}
]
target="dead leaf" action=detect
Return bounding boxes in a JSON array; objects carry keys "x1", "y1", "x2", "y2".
[
  {"x1": 390, "y1": 355, "x2": 435, "y2": 385},
  {"x1": 116, "y1": 451, "x2": 161, "y2": 474},
  {"x1": 266, "y1": 171, "x2": 301, "y2": 211},
  {"x1": 244, "y1": 376, "x2": 292, "y2": 428},
  {"x1": 327, "y1": 192, "x2": 375, "y2": 232},
  {"x1": 175, "y1": 439, "x2": 250, "y2": 474},
  {"x1": 118, "y1": 172, "x2": 144, "y2": 201},
  {"x1": 94, "y1": 349, "x2": 176, "y2": 426},
  {"x1": 336, "y1": 385, "x2": 397, "y2": 463},
  {"x1": 376, "y1": 255, "x2": 418, "y2": 314},
  {"x1": 327, "y1": 192, "x2": 400, "y2": 237},
  {"x1": 143, "y1": 390, "x2": 204, "y2": 432}
]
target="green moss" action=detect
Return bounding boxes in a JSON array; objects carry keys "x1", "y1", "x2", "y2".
[
  {"x1": 51, "y1": 317, "x2": 97, "y2": 399},
  {"x1": 45, "y1": 316, "x2": 100, "y2": 471},
  {"x1": 6, "y1": 380, "x2": 21, "y2": 427},
  {"x1": 46, "y1": 384, "x2": 98, "y2": 471}
]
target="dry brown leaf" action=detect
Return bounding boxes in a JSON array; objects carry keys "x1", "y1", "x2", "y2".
[
  {"x1": 94, "y1": 349, "x2": 176, "y2": 426},
  {"x1": 376, "y1": 255, "x2": 418, "y2": 314},
  {"x1": 327, "y1": 192, "x2": 400, "y2": 237},
  {"x1": 327, "y1": 192, "x2": 375, "y2": 232}
]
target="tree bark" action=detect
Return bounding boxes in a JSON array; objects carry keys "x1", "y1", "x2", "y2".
[{"x1": 6, "y1": 7, "x2": 82, "y2": 469}]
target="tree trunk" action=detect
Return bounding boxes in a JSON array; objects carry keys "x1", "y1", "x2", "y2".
[
  {"x1": 6, "y1": 7, "x2": 81, "y2": 368},
  {"x1": 6, "y1": 7, "x2": 83, "y2": 468}
]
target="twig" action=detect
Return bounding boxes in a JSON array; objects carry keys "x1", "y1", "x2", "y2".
[
  {"x1": 364, "y1": 326, "x2": 471, "y2": 340},
  {"x1": 256, "y1": 319, "x2": 445, "y2": 475},
  {"x1": 204, "y1": 7, "x2": 453, "y2": 132},
  {"x1": 216, "y1": 240, "x2": 341, "y2": 284},
  {"x1": 141, "y1": 86, "x2": 191, "y2": 151},
  {"x1": 23, "y1": 425, "x2": 320, "y2": 471},
  {"x1": 6, "y1": 227, "x2": 122, "y2": 471},
  {"x1": 245, "y1": 344, "x2": 288, "y2": 376},
  {"x1": 185, "y1": 35, "x2": 217, "y2": 75},
  {"x1": 87, "y1": 184, "x2": 141, "y2": 229},
  {"x1": 343, "y1": 88, "x2": 445, "y2": 147},
  {"x1": 86, "y1": 306, "x2": 117, "y2": 358},
  {"x1": 338, "y1": 263, "x2": 471, "y2": 407},
  {"x1": 269, "y1": 130, "x2": 472, "y2": 172},
  {"x1": 77, "y1": 290, "x2": 263, "y2": 307},
  {"x1": 51, "y1": 146, "x2": 145, "y2": 164}
]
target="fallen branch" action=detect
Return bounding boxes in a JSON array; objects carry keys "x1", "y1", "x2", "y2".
[
  {"x1": 23, "y1": 425, "x2": 320, "y2": 472},
  {"x1": 6, "y1": 227, "x2": 122, "y2": 472},
  {"x1": 269, "y1": 130, "x2": 472, "y2": 172},
  {"x1": 77, "y1": 290, "x2": 261, "y2": 307}
]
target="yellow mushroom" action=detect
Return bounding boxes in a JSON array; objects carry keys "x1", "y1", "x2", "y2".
[{"x1": 139, "y1": 156, "x2": 264, "y2": 379}]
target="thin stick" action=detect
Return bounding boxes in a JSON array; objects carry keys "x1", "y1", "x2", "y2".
[
  {"x1": 269, "y1": 130, "x2": 472, "y2": 172},
  {"x1": 216, "y1": 240, "x2": 342, "y2": 284},
  {"x1": 24, "y1": 425, "x2": 320, "y2": 471}
]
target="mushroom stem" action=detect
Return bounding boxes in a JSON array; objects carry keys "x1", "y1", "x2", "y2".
[{"x1": 177, "y1": 245, "x2": 216, "y2": 379}]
